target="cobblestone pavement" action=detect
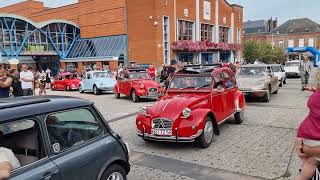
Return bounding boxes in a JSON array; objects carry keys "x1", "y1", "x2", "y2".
[{"x1": 49, "y1": 78, "x2": 309, "y2": 180}]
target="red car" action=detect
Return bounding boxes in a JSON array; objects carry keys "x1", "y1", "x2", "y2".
[
  {"x1": 114, "y1": 69, "x2": 164, "y2": 102},
  {"x1": 51, "y1": 72, "x2": 81, "y2": 91},
  {"x1": 136, "y1": 64, "x2": 246, "y2": 147}
]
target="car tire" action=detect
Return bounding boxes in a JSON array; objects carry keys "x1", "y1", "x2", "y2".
[
  {"x1": 131, "y1": 90, "x2": 140, "y2": 103},
  {"x1": 79, "y1": 85, "x2": 84, "y2": 93},
  {"x1": 263, "y1": 88, "x2": 271, "y2": 102},
  {"x1": 196, "y1": 117, "x2": 214, "y2": 148},
  {"x1": 100, "y1": 164, "x2": 127, "y2": 180},
  {"x1": 234, "y1": 110, "x2": 245, "y2": 124},
  {"x1": 115, "y1": 91, "x2": 120, "y2": 99},
  {"x1": 93, "y1": 85, "x2": 100, "y2": 95}
]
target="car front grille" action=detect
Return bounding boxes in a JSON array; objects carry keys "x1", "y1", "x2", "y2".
[
  {"x1": 149, "y1": 88, "x2": 158, "y2": 93},
  {"x1": 152, "y1": 118, "x2": 172, "y2": 129}
]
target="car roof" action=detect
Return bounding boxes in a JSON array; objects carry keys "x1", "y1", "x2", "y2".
[
  {"x1": 241, "y1": 64, "x2": 268, "y2": 68},
  {"x1": 88, "y1": 71, "x2": 108, "y2": 74},
  {"x1": 178, "y1": 64, "x2": 223, "y2": 74},
  {"x1": 267, "y1": 64, "x2": 282, "y2": 67},
  {"x1": 286, "y1": 60, "x2": 301, "y2": 63},
  {"x1": 0, "y1": 96, "x2": 93, "y2": 121}
]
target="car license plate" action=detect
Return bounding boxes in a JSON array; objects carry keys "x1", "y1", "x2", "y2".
[
  {"x1": 151, "y1": 129, "x2": 172, "y2": 136},
  {"x1": 149, "y1": 92, "x2": 157, "y2": 97}
]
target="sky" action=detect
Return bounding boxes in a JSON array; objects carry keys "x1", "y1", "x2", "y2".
[{"x1": 0, "y1": 0, "x2": 319, "y2": 24}]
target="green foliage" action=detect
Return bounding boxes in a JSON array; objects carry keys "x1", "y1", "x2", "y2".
[{"x1": 243, "y1": 41, "x2": 286, "y2": 64}]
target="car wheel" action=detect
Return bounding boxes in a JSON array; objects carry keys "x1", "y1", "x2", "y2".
[
  {"x1": 131, "y1": 90, "x2": 140, "y2": 103},
  {"x1": 234, "y1": 110, "x2": 245, "y2": 124},
  {"x1": 115, "y1": 91, "x2": 120, "y2": 99},
  {"x1": 79, "y1": 85, "x2": 84, "y2": 93},
  {"x1": 93, "y1": 85, "x2": 100, "y2": 95},
  {"x1": 263, "y1": 88, "x2": 271, "y2": 102},
  {"x1": 196, "y1": 117, "x2": 214, "y2": 148},
  {"x1": 101, "y1": 164, "x2": 127, "y2": 180},
  {"x1": 283, "y1": 78, "x2": 287, "y2": 84}
]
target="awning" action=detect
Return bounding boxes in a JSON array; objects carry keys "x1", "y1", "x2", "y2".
[{"x1": 66, "y1": 35, "x2": 127, "y2": 59}]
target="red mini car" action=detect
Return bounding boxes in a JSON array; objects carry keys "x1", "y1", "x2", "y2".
[
  {"x1": 136, "y1": 64, "x2": 246, "y2": 147},
  {"x1": 51, "y1": 72, "x2": 81, "y2": 91},
  {"x1": 114, "y1": 69, "x2": 164, "y2": 102}
]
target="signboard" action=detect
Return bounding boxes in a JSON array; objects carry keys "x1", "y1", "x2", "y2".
[
  {"x1": 21, "y1": 51, "x2": 57, "y2": 56},
  {"x1": 203, "y1": 1, "x2": 211, "y2": 20}
]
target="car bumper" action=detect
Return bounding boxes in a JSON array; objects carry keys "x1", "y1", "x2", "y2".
[
  {"x1": 286, "y1": 72, "x2": 300, "y2": 77},
  {"x1": 98, "y1": 87, "x2": 114, "y2": 91},
  {"x1": 240, "y1": 89, "x2": 268, "y2": 97},
  {"x1": 137, "y1": 128, "x2": 203, "y2": 142},
  {"x1": 139, "y1": 94, "x2": 162, "y2": 99}
]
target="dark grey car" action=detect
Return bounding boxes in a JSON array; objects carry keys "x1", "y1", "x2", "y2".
[{"x1": 0, "y1": 96, "x2": 130, "y2": 180}]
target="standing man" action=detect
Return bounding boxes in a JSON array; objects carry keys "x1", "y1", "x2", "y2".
[
  {"x1": 20, "y1": 64, "x2": 34, "y2": 96},
  {"x1": 0, "y1": 64, "x2": 12, "y2": 98},
  {"x1": 164, "y1": 59, "x2": 178, "y2": 89},
  {"x1": 9, "y1": 69, "x2": 23, "y2": 97},
  {"x1": 300, "y1": 56, "x2": 312, "y2": 91}
]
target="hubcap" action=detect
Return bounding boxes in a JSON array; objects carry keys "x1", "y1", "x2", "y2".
[
  {"x1": 107, "y1": 172, "x2": 123, "y2": 180},
  {"x1": 204, "y1": 121, "x2": 213, "y2": 144}
]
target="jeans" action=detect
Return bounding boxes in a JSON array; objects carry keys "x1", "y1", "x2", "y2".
[{"x1": 22, "y1": 89, "x2": 33, "y2": 96}]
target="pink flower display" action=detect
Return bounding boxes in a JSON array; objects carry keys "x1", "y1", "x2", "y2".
[{"x1": 172, "y1": 41, "x2": 241, "y2": 52}]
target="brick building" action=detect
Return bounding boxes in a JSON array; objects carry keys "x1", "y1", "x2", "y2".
[{"x1": 0, "y1": 0, "x2": 243, "y2": 75}]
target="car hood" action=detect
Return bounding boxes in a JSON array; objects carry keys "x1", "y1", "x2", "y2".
[
  {"x1": 132, "y1": 79, "x2": 159, "y2": 87},
  {"x1": 95, "y1": 77, "x2": 116, "y2": 84},
  {"x1": 149, "y1": 93, "x2": 209, "y2": 119},
  {"x1": 237, "y1": 76, "x2": 268, "y2": 88}
]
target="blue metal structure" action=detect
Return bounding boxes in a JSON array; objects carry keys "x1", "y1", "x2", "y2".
[
  {"x1": 288, "y1": 47, "x2": 320, "y2": 67},
  {"x1": 0, "y1": 15, "x2": 80, "y2": 60}
]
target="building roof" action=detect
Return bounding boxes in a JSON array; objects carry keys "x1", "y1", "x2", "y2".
[
  {"x1": 270, "y1": 18, "x2": 320, "y2": 34},
  {"x1": 0, "y1": 96, "x2": 93, "y2": 121},
  {"x1": 244, "y1": 20, "x2": 268, "y2": 34}
]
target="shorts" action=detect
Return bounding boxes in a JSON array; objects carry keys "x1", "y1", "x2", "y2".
[{"x1": 304, "y1": 139, "x2": 320, "y2": 161}]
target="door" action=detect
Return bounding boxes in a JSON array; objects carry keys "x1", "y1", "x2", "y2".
[
  {"x1": 1, "y1": 118, "x2": 61, "y2": 180},
  {"x1": 268, "y1": 67, "x2": 278, "y2": 92},
  {"x1": 211, "y1": 72, "x2": 229, "y2": 123},
  {"x1": 45, "y1": 108, "x2": 122, "y2": 180},
  {"x1": 54, "y1": 76, "x2": 62, "y2": 90},
  {"x1": 222, "y1": 70, "x2": 237, "y2": 115},
  {"x1": 82, "y1": 73, "x2": 90, "y2": 91}
]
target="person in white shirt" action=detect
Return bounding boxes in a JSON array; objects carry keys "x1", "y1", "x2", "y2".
[
  {"x1": 0, "y1": 147, "x2": 20, "y2": 180},
  {"x1": 20, "y1": 64, "x2": 34, "y2": 96}
]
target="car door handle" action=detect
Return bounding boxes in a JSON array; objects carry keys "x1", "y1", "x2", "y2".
[{"x1": 41, "y1": 170, "x2": 59, "y2": 180}]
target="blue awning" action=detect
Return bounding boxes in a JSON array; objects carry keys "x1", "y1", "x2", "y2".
[{"x1": 66, "y1": 35, "x2": 127, "y2": 59}]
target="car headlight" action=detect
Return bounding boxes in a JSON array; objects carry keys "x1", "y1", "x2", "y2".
[
  {"x1": 182, "y1": 108, "x2": 191, "y2": 118},
  {"x1": 139, "y1": 106, "x2": 151, "y2": 116},
  {"x1": 140, "y1": 84, "x2": 144, "y2": 89},
  {"x1": 253, "y1": 81, "x2": 267, "y2": 89}
]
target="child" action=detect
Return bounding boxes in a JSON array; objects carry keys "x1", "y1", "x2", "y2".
[
  {"x1": 296, "y1": 68, "x2": 320, "y2": 180},
  {"x1": 38, "y1": 73, "x2": 47, "y2": 96}
]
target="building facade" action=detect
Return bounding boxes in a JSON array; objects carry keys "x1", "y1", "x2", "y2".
[{"x1": 0, "y1": 0, "x2": 243, "y2": 74}]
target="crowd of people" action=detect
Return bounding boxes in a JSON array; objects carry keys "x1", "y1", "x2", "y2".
[{"x1": 0, "y1": 63, "x2": 52, "y2": 98}]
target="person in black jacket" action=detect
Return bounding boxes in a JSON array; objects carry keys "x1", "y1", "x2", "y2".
[{"x1": 9, "y1": 69, "x2": 23, "y2": 97}]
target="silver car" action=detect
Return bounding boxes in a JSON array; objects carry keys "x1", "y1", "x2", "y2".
[{"x1": 237, "y1": 64, "x2": 280, "y2": 102}]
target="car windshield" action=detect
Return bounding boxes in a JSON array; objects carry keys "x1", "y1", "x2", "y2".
[
  {"x1": 272, "y1": 66, "x2": 281, "y2": 72},
  {"x1": 129, "y1": 72, "x2": 149, "y2": 79},
  {"x1": 285, "y1": 62, "x2": 300, "y2": 66},
  {"x1": 93, "y1": 72, "x2": 111, "y2": 78},
  {"x1": 170, "y1": 76, "x2": 212, "y2": 89},
  {"x1": 239, "y1": 67, "x2": 268, "y2": 76},
  {"x1": 65, "y1": 74, "x2": 77, "y2": 79}
]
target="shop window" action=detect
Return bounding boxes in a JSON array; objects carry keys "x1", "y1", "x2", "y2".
[
  {"x1": 177, "y1": 20, "x2": 194, "y2": 41},
  {"x1": 219, "y1": 26, "x2": 229, "y2": 43}
]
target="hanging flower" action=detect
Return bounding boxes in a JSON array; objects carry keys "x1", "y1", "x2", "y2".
[{"x1": 172, "y1": 41, "x2": 241, "y2": 52}]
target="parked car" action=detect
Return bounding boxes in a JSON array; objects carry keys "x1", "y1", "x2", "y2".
[
  {"x1": 0, "y1": 96, "x2": 130, "y2": 180},
  {"x1": 284, "y1": 60, "x2": 301, "y2": 77},
  {"x1": 114, "y1": 69, "x2": 164, "y2": 102},
  {"x1": 51, "y1": 72, "x2": 81, "y2": 91},
  {"x1": 237, "y1": 64, "x2": 279, "y2": 102},
  {"x1": 268, "y1": 64, "x2": 287, "y2": 87},
  {"x1": 79, "y1": 71, "x2": 116, "y2": 95},
  {"x1": 136, "y1": 64, "x2": 246, "y2": 148}
]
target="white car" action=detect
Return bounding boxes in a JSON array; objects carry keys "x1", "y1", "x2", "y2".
[
  {"x1": 268, "y1": 64, "x2": 287, "y2": 87},
  {"x1": 79, "y1": 71, "x2": 116, "y2": 95},
  {"x1": 284, "y1": 60, "x2": 301, "y2": 78}
]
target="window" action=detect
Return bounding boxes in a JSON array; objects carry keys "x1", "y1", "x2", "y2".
[
  {"x1": 163, "y1": 16, "x2": 170, "y2": 64},
  {"x1": 279, "y1": 41, "x2": 284, "y2": 48},
  {"x1": 299, "y1": 39, "x2": 304, "y2": 47},
  {"x1": 0, "y1": 119, "x2": 45, "y2": 168},
  {"x1": 222, "y1": 71, "x2": 235, "y2": 88},
  {"x1": 177, "y1": 20, "x2": 194, "y2": 41},
  {"x1": 201, "y1": 24, "x2": 213, "y2": 41},
  {"x1": 288, "y1": 39, "x2": 294, "y2": 48},
  {"x1": 237, "y1": 28, "x2": 241, "y2": 44},
  {"x1": 219, "y1": 26, "x2": 229, "y2": 43},
  {"x1": 309, "y1": 38, "x2": 315, "y2": 47},
  {"x1": 46, "y1": 108, "x2": 104, "y2": 153}
]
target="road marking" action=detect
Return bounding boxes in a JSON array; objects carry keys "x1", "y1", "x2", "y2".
[{"x1": 130, "y1": 151, "x2": 263, "y2": 180}]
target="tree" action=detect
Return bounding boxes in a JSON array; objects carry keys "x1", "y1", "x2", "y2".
[{"x1": 243, "y1": 41, "x2": 285, "y2": 64}]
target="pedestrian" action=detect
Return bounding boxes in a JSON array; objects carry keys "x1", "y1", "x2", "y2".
[
  {"x1": 164, "y1": 59, "x2": 178, "y2": 89},
  {"x1": 148, "y1": 64, "x2": 156, "y2": 80},
  {"x1": 20, "y1": 64, "x2": 34, "y2": 96},
  {"x1": 45, "y1": 68, "x2": 51, "y2": 89},
  {"x1": 38, "y1": 71, "x2": 47, "y2": 96},
  {"x1": 0, "y1": 64, "x2": 12, "y2": 98},
  {"x1": 8, "y1": 69, "x2": 23, "y2": 97},
  {"x1": 300, "y1": 56, "x2": 312, "y2": 91}
]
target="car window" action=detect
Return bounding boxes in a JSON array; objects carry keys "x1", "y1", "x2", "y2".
[
  {"x1": 213, "y1": 72, "x2": 224, "y2": 89},
  {"x1": 0, "y1": 119, "x2": 46, "y2": 170},
  {"x1": 222, "y1": 71, "x2": 235, "y2": 89},
  {"x1": 46, "y1": 108, "x2": 104, "y2": 153}
]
